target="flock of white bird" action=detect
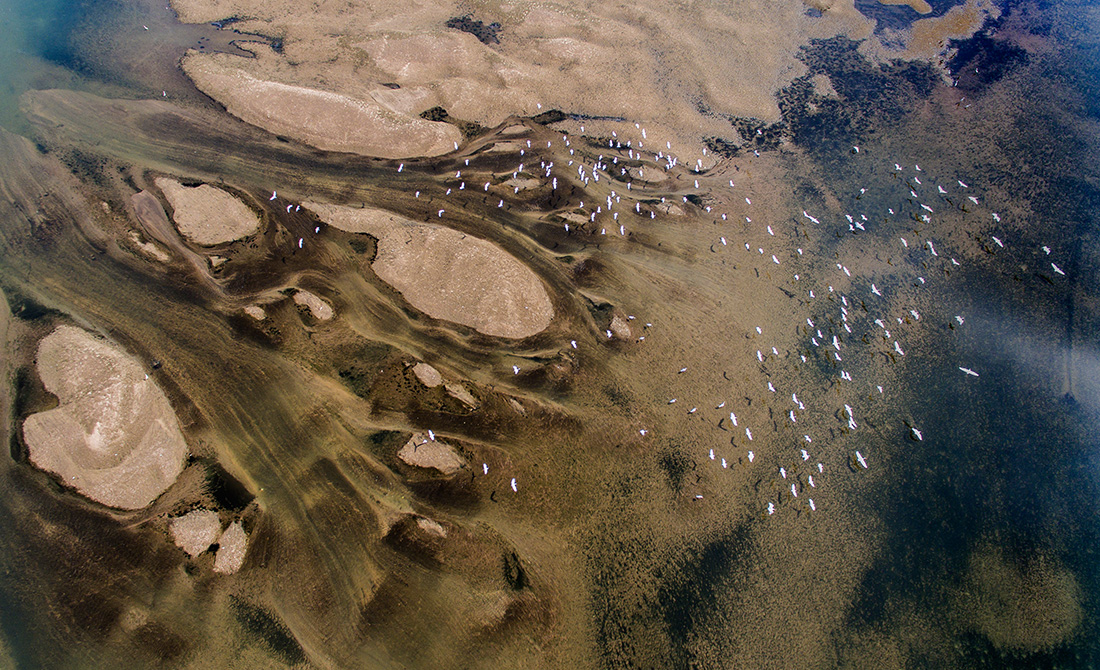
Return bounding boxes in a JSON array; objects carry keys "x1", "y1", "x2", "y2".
[{"x1": 265, "y1": 119, "x2": 1066, "y2": 510}]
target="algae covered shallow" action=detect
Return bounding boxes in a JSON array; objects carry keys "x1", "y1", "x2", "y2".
[{"x1": 0, "y1": 0, "x2": 1097, "y2": 667}]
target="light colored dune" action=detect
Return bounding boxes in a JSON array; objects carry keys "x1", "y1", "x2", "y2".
[
  {"x1": 154, "y1": 177, "x2": 260, "y2": 246},
  {"x1": 22, "y1": 325, "x2": 188, "y2": 510},
  {"x1": 182, "y1": 53, "x2": 463, "y2": 159},
  {"x1": 305, "y1": 202, "x2": 553, "y2": 339}
]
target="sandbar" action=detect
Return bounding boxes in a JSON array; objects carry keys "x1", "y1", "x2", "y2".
[
  {"x1": 22, "y1": 325, "x2": 188, "y2": 510},
  {"x1": 155, "y1": 177, "x2": 260, "y2": 246},
  {"x1": 305, "y1": 202, "x2": 553, "y2": 339},
  {"x1": 182, "y1": 53, "x2": 462, "y2": 159}
]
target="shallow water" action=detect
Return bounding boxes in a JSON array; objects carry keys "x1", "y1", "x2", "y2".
[{"x1": 0, "y1": 0, "x2": 1098, "y2": 667}]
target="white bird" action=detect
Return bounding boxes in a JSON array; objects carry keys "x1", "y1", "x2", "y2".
[
  {"x1": 1052, "y1": 263, "x2": 1065, "y2": 276},
  {"x1": 510, "y1": 477, "x2": 517, "y2": 492},
  {"x1": 958, "y1": 180, "x2": 968, "y2": 188},
  {"x1": 791, "y1": 483, "x2": 798, "y2": 497},
  {"x1": 959, "y1": 367, "x2": 979, "y2": 377},
  {"x1": 992, "y1": 236, "x2": 1004, "y2": 247},
  {"x1": 428, "y1": 429, "x2": 436, "y2": 440},
  {"x1": 911, "y1": 427, "x2": 923, "y2": 441},
  {"x1": 1042, "y1": 246, "x2": 1051, "y2": 254},
  {"x1": 746, "y1": 427, "x2": 753, "y2": 440},
  {"x1": 767, "y1": 502, "x2": 775, "y2": 515},
  {"x1": 955, "y1": 315, "x2": 965, "y2": 325},
  {"x1": 780, "y1": 467, "x2": 787, "y2": 479},
  {"x1": 639, "y1": 429, "x2": 648, "y2": 436},
  {"x1": 808, "y1": 474, "x2": 815, "y2": 487},
  {"x1": 483, "y1": 463, "x2": 489, "y2": 474},
  {"x1": 992, "y1": 212, "x2": 1001, "y2": 222},
  {"x1": 730, "y1": 412, "x2": 738, "y2": 426},
  {"x1": 894, "y1": 341, "x2": 905, "y2": 356},
  {"x1": 800, "y1": 449, "x2": 809, "y2": 460},
  {"x1": 709, "y1": 448, "x2": 715, "y2": 460},
  {"x1": 872, "y1": 284, "x2": 881, "y2": 296},
  {"x1": 808, "y1": 499, "x2": 816, "y2": 511},
  {"x1": 512, "y1": 365, "x2": 520, "y2": 374},
  {"x1": 855, "y1": 451, "x2": 868, "y2": 468},
  {"x1": 748, "y1": 450, "x2": 755, "y2": 462},
  {"x1": 269, "y1": 191, "x2": 277, "y2": 200}
]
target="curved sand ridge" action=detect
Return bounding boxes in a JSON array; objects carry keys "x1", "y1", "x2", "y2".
[
  {"x1": 306, "y1": 202, "x2": 553, "y2": 339},
  {"x1": 182, "y1": 53, "x2": 463, "y2": 159},
  {"x1": 22, "y1": 326, "x2": 188, "y2": 509},
  {"x1": 154, "y1": 177, "x2": 260, "y2": 245}
]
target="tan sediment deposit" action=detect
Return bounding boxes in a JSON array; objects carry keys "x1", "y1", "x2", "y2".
[
  {"x1": 412, "y1": 362, "x2": 443, "y2": 387},
  {"x1": 169, "y1": 509, "x2": 222, "y2": 556},
  {"x1": 305, "y1": 202, "x2": 553, "y2": 339},
  {"x1": 181, "y1": 53, "x2": 462, "y2": 159},
  {"x1": 212, "y1": 521, "x2": 247, "y2": 574},
  {"x1": 293, "y1": 289, "x2": 334, "y2": 321},
  {"x1": 154, "y1": 177, "x2": 260, "y2": 246},
  {"x1": 397, "y1": 433, "x2": 466, "y2": 475},
  {"x1": 243, "y1": 305, "x2": 266, "y2": 320},
  {"x1": 22, "y1": 325, "x2": 188, "y2": 510}
]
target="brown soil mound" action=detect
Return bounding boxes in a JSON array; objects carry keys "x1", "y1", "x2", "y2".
[
  {"x1": 22, "y1": 325, "x2": 188, "y2": 510},
  {"x1": 305, "y1": 202, "x2": 553, "y2": 338},
  {"x1": 154, "y1": 177, "x2": 260, "y2": 245}
]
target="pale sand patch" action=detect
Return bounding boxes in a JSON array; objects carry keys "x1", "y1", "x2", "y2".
[
  {"x1": 293, "y1": 290, "x2": 334, "y2": 321},
  {"x1": 182, "y1": 53, "x2": 462, "y2": 159},
  {"x1": 213, "y1": 521, "x2": 247, "y2": 574},
  {"x1": 304, "y1": 202, "x2": 553, "y2": 339},
  {"x1": 398, "y1": 433, "x2": 466, "y2": 475},
  {"x1": 128, "y1": 231, "x2": 171, "y2": 262},
  {"x1": 22, "y1": 325, "x2": 188, "y2": 510},
  {"x1": 154, "y1": 177, "x2": 260, "y2": 246},
  {"x1": 169, "y1": 509, "x2": 222, "y2": 557},
  {"x1": 609, "y1": 314, "x2": 633, "y2": 340},
  {"x1": 412, "y1": 362, "x2": 443, "y2": 387},
  {"x1": 415, "y1": 517, "x2": 447, "y2": 537},
  {"x1": 243, "y1": 305, "x2": 266, "y2": 320},
  {"x1": 878, "y1": 0, "x2": 932, "y2": 14}
]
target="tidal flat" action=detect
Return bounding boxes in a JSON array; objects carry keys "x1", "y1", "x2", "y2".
[{"x1": 0, "y1": 0, "x2": 1098, "y2": 667}]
